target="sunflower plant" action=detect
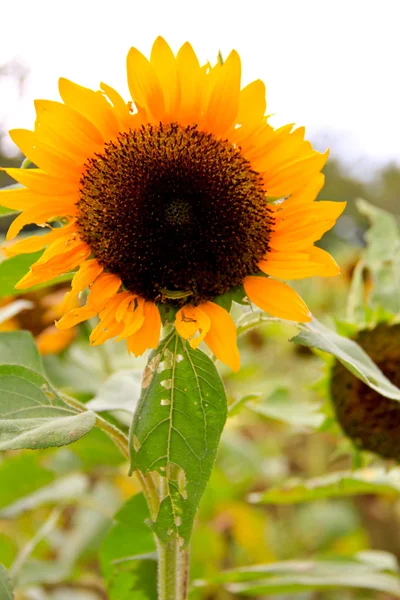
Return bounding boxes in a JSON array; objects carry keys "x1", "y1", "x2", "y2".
[{"x1": 1, "y1": 38, "x2": 400, "y2": 600}]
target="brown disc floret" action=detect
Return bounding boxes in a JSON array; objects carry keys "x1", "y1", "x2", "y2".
[
  {"x1": 77, "y1": 122, "x2": 273, "y2": 305},
  {"x1": 330, "y1": 323, "x2": 400, "y2": 460}
]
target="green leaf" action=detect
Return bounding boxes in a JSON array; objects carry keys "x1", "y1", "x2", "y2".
[
  {"x1": 70, "y1": 428, "x2": 126, "y2": 470},
  {"x1": 0, "y1": 205, "x2": 18, "y2": 217},
  {"x1": 130, "y1": 333, "x2": 227, "y2": 546},
  {"x1": 100, "y1": 493, "x2": 157, "y2": 600},
  {"x1": 0, "y1": 252, "x2": 73, "y2": 299},
  {"x1": 58, "y1": 481, "x2": 119, "y2": 574},
  {"x1": 291, "y1": 318, "x2": 400, "y2": 400},
  {"x1": 212, "y1": 291, "x2": 232, "y2": 312},
  {"x1": 198, "y1": 555, "x2": 400, "y2": 597},
  {"x1": 249, "y1": 466, "x2": 400, "y2": 505},
  {"x1": 17, "y1": 481, "x2": 119, "y2": 587},
  {"x1": 0, "y1": 331, "x2": 43, "y2": 373},
  {"x1": 236, "y1": 310, "x2": 280, "y2": 337},
  {"x1": 0, "y1": 565, "x2": 13, "y2": 600},
  {"x1": 357, "y1": 198, "x2": 400, "y2": 263},
  {"x1": 228, "y1": 393, "x2": 260, "y2": 417},
  {"x1": 0, "y1": 252, "x2": 42, "y2": 298},
  {"x1": 87, "y1": 369, "x2": 142, "y2": 415},
  {"x1": 246, "y1": 387, "x2": 324, "y2": 428},
  {"x1": 0, "y1": 332, "x2": 96, "y2": 450},
  {"x1": 0, "y1": 454, "x2": 54, "y2": 510},
  {"x1": 0, "y1": 474, "x2": 89, "y2": 518},
  {"x1": 346, "y1": 258, "x2": 367, "y2": 323},
  {"x1": 356, "y1": 199, "x2": 400, "y2": 314},
  {"x1": 0, "y1": 364, "x2": 96, "y2": 450}
]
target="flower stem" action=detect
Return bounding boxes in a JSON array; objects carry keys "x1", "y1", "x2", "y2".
[
  {"x1": 64, "y1": 351, "x2": 191, "y2": 598},
  {"x1": 156, "y1": 537, "x2": 189, "y2": 600},
  {"x1": 155, "y1": 474, "x2": 190, "y2": 599}
]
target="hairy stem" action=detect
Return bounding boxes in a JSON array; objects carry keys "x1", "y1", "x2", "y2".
[
  {"x1": 157, "y1": 537, "x2": 190, "y2": 600},
  {"x1": 155, "y1": 476, "x2": 189, "y2": 600},
  {"x1": 236, "y1": 311, "x2": 280, "y2": 337}
]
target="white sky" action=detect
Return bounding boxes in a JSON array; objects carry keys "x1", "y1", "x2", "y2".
[{"x1": 1, "y1": 0, "x2": 399, "y2": 172}]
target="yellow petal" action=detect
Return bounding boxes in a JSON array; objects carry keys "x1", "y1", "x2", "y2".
[
  {"x1": 4, "y1": 221, "x2": 77, "y2": 257},
  {"x1": 6, "y1": 197, "x2": 77, "y2": 240},
  {"x1": 36, "y1": 326, "x2": 75, "y2": 355},
  {"x1": 201, "y1": 301, "x2": 240, "y2": 372},
  {"x1": 254, "y1": 126, "x2": 307, "y2": 174},
  {"x1": 259, "y1": 246, "x2": 340, "y2": 280},
  {"x1": 100, "y1": 82, "x2": 132, "y2": 130},
  {"x1": 175, "y1": 305, "x2": 211, "y2": 349},
  {"x1": 62, "y1": 259, "x2": 103, "y2": 309},
  {"x1": 265, "y1": 150, "x2": 329, "y2": 197},
  {"x1": 244, "y1": 276, "x2": 312, "y2": 322},
  {"x1": 32, "y1": 231, "x2": 82, "y2": 265},
  {"x1": 150, "y1": 37, "x2": 180, "y2": 119},
  {"x1": 0, "y1": 187, "x2": 55, "y2": 211},
  {"x1": 59, "y1": 78, "x2": 119, "y2": 140},
  {"x1": 275, "y1": 200, "x2": 346, "y2": 227},
  {"x1": 56, "y1": 305, "x2": 97, "y2": 329},
  {"x1": 71, "y1": 258, "x2": 103, "y2": 294},
  {"x1": 9, "y1": 129, "x2": 82, "y2": 180},
  {"x1": 285, "y1": 173, "x2": 325, "y2": 207},
  {"x1": 204, "y1": 50, "x2": 241, "y2": 136},
  {"x1": 90, "y1": 295, "x2": 125, "y2": 346},
  {"x1": 236, "y1": 80, "x2": 266, "y2": 128},
  {"x1": 1, "y1": 168, "x2": 77, "y2": 195},
  {"x1": 259, "y1": 251, "x2": 321, "y2": 280},
  {"x1": 270, "y1": 201, "x2": 347, "y2": 251},
  {"x1": 16, "y1": 236, "x2": 90, "y2": 290},
  {"x1": 126, "y1": 301, "x2": 161, "y2": 356},
  {"x1": 86, "y1": 273, "x2": 122, "y2": 312},
  {"x1": 127, "y1": 46, "x2": 165, "y2": 120},
  {"x1": 176, "y1": 42, "x2": 204, "y2": 125},
  {"x1": 116, "y1": 296, "x2": 145, "y2": 340},
  {"x1": 34, "y1": 100, "x2": 104, "y2": 157},
  {"x1": 308, "y1": 246, "x2": 341, "y2": 277}
]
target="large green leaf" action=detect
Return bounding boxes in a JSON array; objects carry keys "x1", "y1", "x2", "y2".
[
  {"x1": 130, "y1": 333, "x2": 227, "y2": 546},
  {"x1": 0, "y1": 565, "x2": 13, "y2": 600},
  {"x1": 292, "y1": 318, "x2": 400, "y2": 400},
  {"x1": 249, "y1": 467, "x2": 400, "y2": 505},
  {"x1": 198, "y1": 554, "x2": 400, "y2": 597},
  {"x1": 0, "y1": 332, "x2": 96, "y2": 451},
  {"x1": 100, "y1": 493, "x2": 157, "y2": 600},
  {"x1": 0, "y1": 364, "x2": 96, "y2": 450}
]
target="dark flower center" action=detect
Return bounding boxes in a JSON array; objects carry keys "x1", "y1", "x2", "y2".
[
  {"x1": 331, "y1": 323, "x2": 400, "y2": 460},
  {"x1": 77, "y1": 122, "x2": 273, "y2": 304}
]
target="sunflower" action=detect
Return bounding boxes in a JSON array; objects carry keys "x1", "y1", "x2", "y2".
[
  {"x1": 0, "y1": 285, "x2": 76, "y2": 355},
  {"x1": 331, "y1": 323, "x2": 400, "y2": 460},
  {"x1": 1, "y1": 37, "x2": 345, "y2": 372}
]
